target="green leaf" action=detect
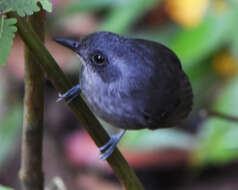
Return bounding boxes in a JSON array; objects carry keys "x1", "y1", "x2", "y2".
[
  {"x1": 0, "y1": 0, "x2": 52, "y2": 16},
  {"x1": 0, "y1": 185, "x2": 14, "y2": 190},
  {"x1": 0, "y1": 105, "x2": 22, "y2": 168},
  {"x1": 194, "y1": 76, "x2": 238, "y2": 166},
  {"x1": 0, "y1": 16, "x2": 17, "y2": 66}
]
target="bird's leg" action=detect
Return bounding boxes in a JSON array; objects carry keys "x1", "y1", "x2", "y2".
[
  {"x1": 99, "y1": 129, "x2": 126, "y2": 160},
  {"x1": 56, "y1": 84, "x2": 81, "y2": 103}
]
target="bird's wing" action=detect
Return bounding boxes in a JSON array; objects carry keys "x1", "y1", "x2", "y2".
[{"x1": 133, "y1": 39, "x2": 193, "y2": 129}]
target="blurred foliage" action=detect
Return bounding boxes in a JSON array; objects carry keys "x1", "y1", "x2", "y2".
[
  {"x1": 0, "y1": 185, "x2": 13, "y2": 190},
  {"x1": 169, "y1": 3, "x2": 238, "y2": 69},
  {"x1": 0, "y1": 105, "x2": 22, "y2": 167},
  {"x1": 121, "y1": 129, "x2": 194, "y2": 151},
  {"x1": 59, "y1": 0, "x2": 161, "y2": 34},
  {"x1": 0, "y1": 16, "x2": 16, "y2": 66},
  {"x1": 193, "y1": 75, "x2": 238, "y2": 165},
  {"x1": 99, "y1": 0, "x2": 160, "y2": 33},
  {"x1": 212, "y1": 51, "x2": 238, "y2": 77},
  {"x1": 60, "y1": 0, "x2": 119, "y2": 15},
  {"x1": 165, "y1": 0, "x2": 209, "y2": 28}
]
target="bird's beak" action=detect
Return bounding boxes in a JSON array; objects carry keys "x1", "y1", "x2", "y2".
[{"x1": 54, "y1": 38, "x2": 81, "y2": 52}]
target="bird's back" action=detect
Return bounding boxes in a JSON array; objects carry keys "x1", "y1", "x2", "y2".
[{"x1": 132, "y1": 39, "x2": 193, "y2": 129}]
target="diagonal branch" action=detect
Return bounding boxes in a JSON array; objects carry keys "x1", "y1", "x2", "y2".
[{"x1": 8, "y1": 12, "x2": 144, "y2": 190}]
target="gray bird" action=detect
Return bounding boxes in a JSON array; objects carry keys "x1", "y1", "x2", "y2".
[{"x1": 55, "y1": 31, "x2": 193, "y2": 160}]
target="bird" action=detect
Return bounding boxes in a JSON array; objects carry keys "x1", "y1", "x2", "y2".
[{"x1": 54, "y1": 31, "x2": 193, "y2": 160}]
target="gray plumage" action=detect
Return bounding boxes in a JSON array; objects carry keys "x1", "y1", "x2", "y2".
[
  {"x1": 55, "y1": 31, "x2": 193, "y2": 159},
  {"x1": 77, "y1": 32, "x2": 193, "y2": 130}
]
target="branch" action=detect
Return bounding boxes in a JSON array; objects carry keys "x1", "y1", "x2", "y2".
[
  {"x1": 8, "y1": 12, "x2": 144, "y2": 190},
  {"x1": 19, "y1": 9, "x2": 45, "y2": 190},
  {"x1": 200, "y1": 109, "x2": 238, "y2": 123}
]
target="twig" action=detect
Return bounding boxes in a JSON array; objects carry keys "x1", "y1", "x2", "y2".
[
  {"x1": 8, "y1": 12, "x2": 144, "y2": 190},
  {"x1": 200, "y1": 109, "x2": 238, "y2": 123},
  {"x1": 18, "y1": 10, "x2": 45, "y2": 190}
]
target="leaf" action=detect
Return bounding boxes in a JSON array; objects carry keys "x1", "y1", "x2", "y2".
[
  {"x1": 193, "y1": 76, "x2": 238, "y2": 166},
  {"x1": 0, "y1": 16, "x2": 17, "y2": 66},
  {"x1": 0, "y1": 105, "x2": 22, "y2": 168},
  {"x1": 0, "y1": 0, "x2": 52, "y2": 16},
  {"x1": 0, "y1": 185, "x2": 14, "y2": 190},
  {"x1": 0, "y1": 0, "x2": 51, "y2": 66}
]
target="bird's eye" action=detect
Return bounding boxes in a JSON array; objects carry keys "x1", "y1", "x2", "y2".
[
  {"x1": 72, "y1": 41, "x2": 80, "y2": 49},
  {"x1": 92, "y1": 52, "x2": 106, "y2": 65}
]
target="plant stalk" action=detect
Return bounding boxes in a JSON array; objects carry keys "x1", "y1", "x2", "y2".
[{"x1": 19, "y1": 10, "x2": 45, "y2": 190}]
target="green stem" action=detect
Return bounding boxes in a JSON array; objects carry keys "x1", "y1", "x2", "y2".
[
  {"x1": 19, "y1": 10, "x2": 45, "y2": 190},
  {"x1": 9, "y1": 12, "x2": 144, "y2": 190}
]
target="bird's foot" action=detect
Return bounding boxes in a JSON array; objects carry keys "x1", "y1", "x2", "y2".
[
  {"x1": 56, "y1": 84, "x2": 81, "y2": 103},
  {"x1": 99, "y1": 130, "x2": 126, "y2": 160}
]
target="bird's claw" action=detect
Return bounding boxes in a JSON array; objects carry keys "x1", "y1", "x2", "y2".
[
  {"x1": 56, "y1": 93, "x2": 67, "y2": 102},
  {"x1": 99, "y1": 137, "x2": 115, "y2": 151},
  {"x1": 56, "y1": 84, "x2": 81, "y2": 103},
  {"x1": 98, "y1": 130, "x2": 126, "y2": 160}
]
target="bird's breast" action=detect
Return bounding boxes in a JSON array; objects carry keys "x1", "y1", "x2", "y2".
[
  {"x1": 81, "y1": 83, "x2": 145, "y2": 129},
  {"x1": 80, "y1": 66, "x2": 147, "y2": 129}
]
